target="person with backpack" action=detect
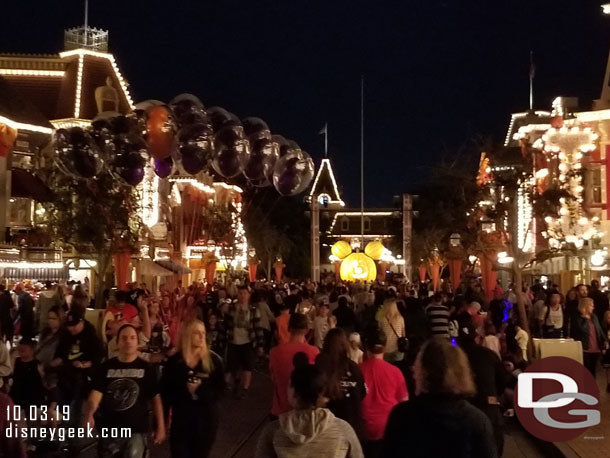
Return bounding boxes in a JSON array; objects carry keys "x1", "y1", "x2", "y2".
[{"x1": 538, "y1": 291, "x2": 564, "y2": 338}]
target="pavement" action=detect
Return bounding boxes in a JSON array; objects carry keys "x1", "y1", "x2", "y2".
[
  {"x1": 550, "y1": 371, "x2": 610, "y2": 458},
  {"x1": 57, "y1": 366, "x2": 559, "y2": 458}
]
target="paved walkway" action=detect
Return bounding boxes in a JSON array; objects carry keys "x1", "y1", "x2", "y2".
[
  {"x1": 81, "y1": 368, "x2": 548, "y2": 458},
  {"x1": 553, "y1": 371, "x2": 610, "y2": 458}
]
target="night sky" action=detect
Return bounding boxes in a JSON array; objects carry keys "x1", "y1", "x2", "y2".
[{"x1": 2, "y1": 1, "x2": 610, "y2": 206}]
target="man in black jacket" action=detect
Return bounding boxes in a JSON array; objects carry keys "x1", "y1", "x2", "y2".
[
  {"x1": 589, "y1": 279, "x2": 609, "y2": 324},
  {"x1": 0, "y1": 285, "x2": 14, "y2": 342},
  {"x1": 458, "y1": 313, "x2": 506, "y2": 457}
]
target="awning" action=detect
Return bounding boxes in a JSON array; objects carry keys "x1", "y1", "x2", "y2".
[
  {"x1": 11, "y1": 168, "x2": 54, "y2": 202},
  {"x1": 2, "y1": 266, "x2": 68, "y2": 282},
  {"x1": 155, "y1": 259, "x2": 192, "y2": 274},
  {"x1": 139, "y1": 259, "x2": 174, "y2": 277}
]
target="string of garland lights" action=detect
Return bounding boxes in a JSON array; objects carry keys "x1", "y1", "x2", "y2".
[{"x1": 536, "y1": 125, "x2": 602, "y2": 249}]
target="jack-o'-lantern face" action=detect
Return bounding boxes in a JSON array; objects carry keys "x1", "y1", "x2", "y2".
[{"x1": 340, "y1": 253, "x2": 376, "y2": 282}]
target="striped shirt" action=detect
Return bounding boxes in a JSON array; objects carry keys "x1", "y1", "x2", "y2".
[{"x1": 425, "y1": 302, "x2": 450, "y2": 338}]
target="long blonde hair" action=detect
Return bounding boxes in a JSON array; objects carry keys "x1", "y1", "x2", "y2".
[
  {"x1": 179, "y1": 319, "x2": 213, "y2": 372},
  {"x1": 384, "y1": 299, "x2": 401, "y2": 321},
  {"x1": 578, "y1": 297, "x2": 594, "y2": 317}
]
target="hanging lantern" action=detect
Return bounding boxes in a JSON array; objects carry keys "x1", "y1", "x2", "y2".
[
  {"x1": 340, "y1": 252, "x2": 376, "y2": 282},
  {"x1": 274, "y1": 257, "x2": 285, "y2": 283},
  {"x1": 0, "y1": 123, "x2": 17, "y2": 158},
  {"x1": 418, "y1": 263, "x2": 427, "y2": 283},
  {"x1": 364, "y1": 240, "x2": 385, "y2": 260},
  {"x1": 113, "y1": 252, "x2": 131, "y2": 291},
  {"x1": 331, "y1": 240, "x2": 352, "y2": 259}
]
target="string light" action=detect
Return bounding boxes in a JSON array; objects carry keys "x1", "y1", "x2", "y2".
[{"x1": 0, "y1": 69, "x2": 64, "y2": 77}]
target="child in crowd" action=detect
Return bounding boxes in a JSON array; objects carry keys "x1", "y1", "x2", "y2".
[
  {"x1": 10, "y1": 338, "x2": 49, "y2": 416},
  {"x1": 348, "y1": 332, "x2": 363, "y2": 364}
]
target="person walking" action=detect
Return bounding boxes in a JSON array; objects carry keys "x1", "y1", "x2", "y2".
[
  {"x1": 161, "y1": 319, "x2": 225, "y2": 458},
  {"x1": 0, "y1": 285, "x2": 15, "y2": 342},
  {"x1": 14, "y1": 284, "x2": 35, "y2": 340},
  {"x1": 458, "y1": 315, "x2": 506, "y2": 457},
  {"x1": 225, "y1": 286, "x2": 264, "y2": 399},
  {"x1": 382, "y1": 338, "x2": 497, "y2": 458},
  {"x1": 85, "y1": 324, "x2": 165, "y2": 457},
  {"x1": 269, "y1": 313, "x2": 319, "y2": 418},
  {"x1": 53, "y1": 307, "x2": 102, "y2": 427},
  {"x1": 36, "y1": 281, "x2": 61, "y2": 333},
  {"x1": 571, "y1": 297, "x2": 608, "y2": 377},
  {"x1": 359, "y1": 328, "x2": 408, "y2": 458},
  {"x1": 378, "y1": 299, "x2": 406, "y2": 362},
  {"x1": 424, "y1": 293, "x2": 450, "y2": 339},
  {"x1": 256, "y1": 353, "x2": 364, "y2": 458},
  {"x1": 316, "y1": 328, "x2": 366, "y2": 437}
]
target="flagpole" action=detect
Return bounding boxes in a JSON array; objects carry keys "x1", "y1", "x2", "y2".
[
  {"x1": 529, "y1": 50, "x2": 534, "y2": 111},
  {"x1": 324, "y1": 123, "x2": 328, "y2": 158},
  {"x1": 360, "y1": 76, "x2": 364, "y2": 243}
]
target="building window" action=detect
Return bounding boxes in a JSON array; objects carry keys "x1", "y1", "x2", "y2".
[
  {"x1": 341, "y1": 217, "x2": 349, "y2": 231},
  {"x1": 364, "y1": 217, "x2": 371, "y2": 232}
]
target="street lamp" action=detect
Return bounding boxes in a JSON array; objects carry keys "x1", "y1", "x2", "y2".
[
  {"x1": 603, "y1": 3, "x2": 610, "y2": 14},
  {"x1": 449, "y1": 233, "x2": 462, "y2": 248}
]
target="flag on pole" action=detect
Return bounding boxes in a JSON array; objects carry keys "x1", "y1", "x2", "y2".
[{"x1": 318, "y1": 123, "x2": 327, "y2": 135}]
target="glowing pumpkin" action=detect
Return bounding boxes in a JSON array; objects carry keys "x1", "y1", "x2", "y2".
[
  {"x1": 364, "y1": 241, "x2": 385, "y2": 260},
  {"x1": 331, "y1": 240, "x2": 352, "y2": 259},
  {"x1": 340, "y1": 252, "x2": 377, "y2": 282}
]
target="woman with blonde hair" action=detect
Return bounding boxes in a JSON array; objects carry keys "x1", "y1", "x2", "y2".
[
  {"x1": 571, "y1": 297, "x2": 608, "y2": 377},
  {"x1": 382, "y1": 338, "x2": 497, "y2": 458},
  {"x1": 161, "y1": 319, "x2": 225, "y2": 458},
  {"x1": 378, "y1": 299, "x2": 406, "y2": 361}
]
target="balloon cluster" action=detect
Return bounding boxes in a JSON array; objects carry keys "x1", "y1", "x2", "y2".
[{"x1": 52, "y1": 94, "x2": 314, "y2": 195}]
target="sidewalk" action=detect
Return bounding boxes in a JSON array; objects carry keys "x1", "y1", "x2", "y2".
[{"x1": 552, "y1": 371, "x2": 610, "y2": 458}]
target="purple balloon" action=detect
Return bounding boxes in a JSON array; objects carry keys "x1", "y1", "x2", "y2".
[
  {"x1": 120, "y1": 167, "x2": 145, "y2": 186},
  {"x1": 154, "y1": 157, "x2": 173, "y2": 178},
  {"x1": 178, "y1": 123, "x2": 214, "y2": 175},
  {"x1": 272, "y1": 150, "x2": 313, "y2": 196}
]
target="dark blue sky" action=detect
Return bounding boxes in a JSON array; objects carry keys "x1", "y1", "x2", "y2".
[{"x1": 2, "y1": 0, "x2": 610, "y2": 205}]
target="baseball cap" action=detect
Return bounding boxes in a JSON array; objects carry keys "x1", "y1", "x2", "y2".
[{"x1": 66, "y1": 308, "x2": 85, "y2": 326}]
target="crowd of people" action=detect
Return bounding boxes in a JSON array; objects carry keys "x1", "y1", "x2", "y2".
[{"x1": 0, "y1": 275, "x2": 608, "y2": 458}]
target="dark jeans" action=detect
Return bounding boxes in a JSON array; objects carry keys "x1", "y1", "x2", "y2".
[
  {"x1": 480, "y1": 404, "x2": 504, "y2": 457},
  {"x1": 170, "y1": 410, "x2": 219, "y2": 458},
  {"x1": 362, "y1": 440, "x2": 382, "y2": 458},
  {"x1": 583, "y1": 352, "x2": 600, "y2": 377},
  {"x1": 98, "y1": 433, "x2": 146, "y2": 458}
]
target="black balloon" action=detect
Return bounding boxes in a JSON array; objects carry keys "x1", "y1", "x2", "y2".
[
  {"x1": 154, "y1": 156, "x2": 173, "y2": 178},
  {"x1": 242, "y1": 117, "x2": 270, "y2": 140},
  {"x1": 211, "y1": 125, "x2": 250, "y2": 178},
  {"x1": 178, "y1": 123, "x2": 214, "y2": 175},
  {"x1": 272, "y1": 150, "x2": 314, "y2": 196},
  {"x1": 54, "y1": 127, "x2": 103, "y2": 179},
  {"x1": 108, "y1": 134, "x2": 147, "y2": 186},
  {"x1": 207, "y1": 107, "x2": 233, "y2": 132},
  {"x1": 243, "y1": 136, "x2": 279, "y2": 187},
  {"x1": 170, "y1": 93, "x2": 207, "y2": 127}
]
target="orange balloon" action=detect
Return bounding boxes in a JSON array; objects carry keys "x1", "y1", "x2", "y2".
[{"x1": 146, "y1": 106, "x2": 176, "y2": 159}]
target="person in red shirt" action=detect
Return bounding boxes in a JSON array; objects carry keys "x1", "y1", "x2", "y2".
[
  {"x1": 103, "y1": 291, "x2": 141, "y2": 342},
  {"x1": 269, "y1": 313, "x2": 319, "y2": 417},
  {"x1": 359, "y1": 327, "x2": 408, "y2": 458}
]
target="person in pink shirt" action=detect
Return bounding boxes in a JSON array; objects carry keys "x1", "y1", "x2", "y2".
[
  {"x1": 269, "y1": 313, "x2": 319, "y2": 417},
  {"x1": 359, "y1": 327, "x2": 408, "y2": 458}
]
